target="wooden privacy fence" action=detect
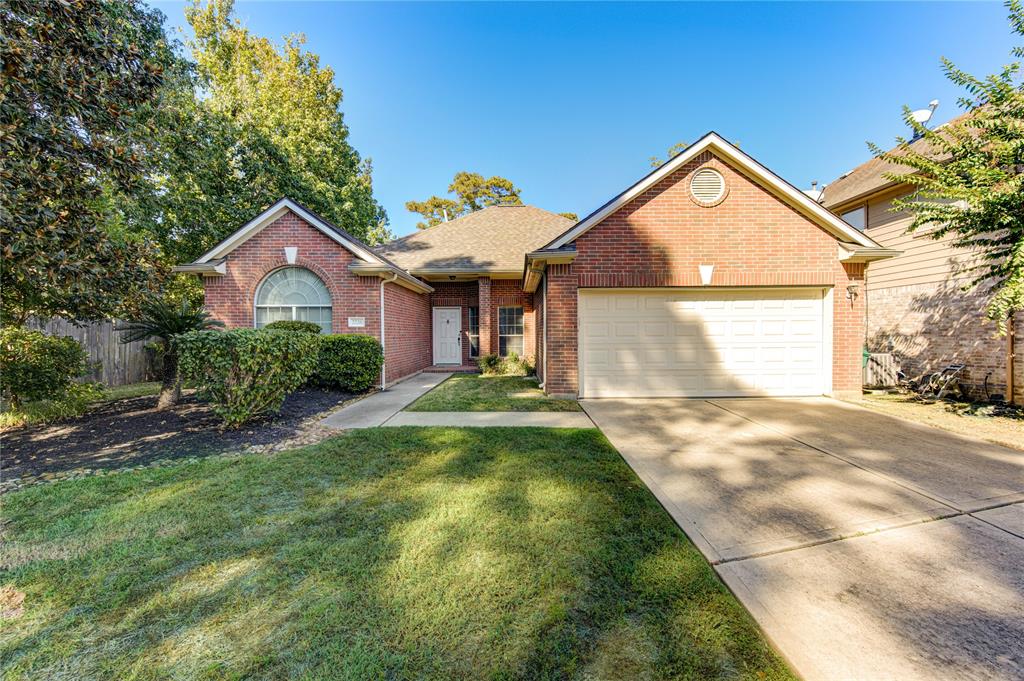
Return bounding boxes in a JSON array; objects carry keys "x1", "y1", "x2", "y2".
[{"x1": 27, "y1": 318, "x2": 153, "y2": 387}]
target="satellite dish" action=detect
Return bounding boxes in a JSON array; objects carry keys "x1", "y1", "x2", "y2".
[{"x1": 911, "y1": 100, "x2": 940, "y2": 126}]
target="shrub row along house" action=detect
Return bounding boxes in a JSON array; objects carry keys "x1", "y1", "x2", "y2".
[
  {"x1": 820, "y1": 125, "x2": 1023, "y2": 404},
  {"x1": 176, "y1": 133, "x2": 898, "y2": 398}
]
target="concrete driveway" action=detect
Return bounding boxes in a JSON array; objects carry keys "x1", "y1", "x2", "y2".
[{"x1": 584, "y1": 397, "x2": 1024, "y2": 681}]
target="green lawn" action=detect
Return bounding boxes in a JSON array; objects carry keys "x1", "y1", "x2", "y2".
[
  {"x1": 408, "y1": 374, "x2": 582, "y2": 412},
  {"x1": 0, "y1": 427, "x2": 791, "y2": 680}
]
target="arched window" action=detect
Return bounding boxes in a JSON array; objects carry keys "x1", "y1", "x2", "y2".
[{"x1": 255, "y1": 267, "x2": 332, "y2": 333}]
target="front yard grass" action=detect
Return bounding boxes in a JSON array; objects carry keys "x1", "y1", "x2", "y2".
[
  {"x1": 0, "y1": 427, "x2": 792, "y2": 680},
  {"x1": 407, "y1": 374, "x2": 582, "y2": 412},
  {"x1": 860, "y1": 390, "x2": 1024, "y2": 451}
]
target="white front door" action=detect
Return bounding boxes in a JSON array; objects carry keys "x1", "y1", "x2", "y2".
[
  {"x1": 579, "y1": 288, "x2": 830, "y2": 398},
  {"x1": 432, "y1": 307, "x2": 462, "y2": 364}
]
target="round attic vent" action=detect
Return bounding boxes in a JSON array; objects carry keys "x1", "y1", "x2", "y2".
[{"x1": 690, "y1": 168, "x2": 725, "y2": 204}]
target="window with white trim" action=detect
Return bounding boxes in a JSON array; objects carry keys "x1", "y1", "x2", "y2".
[
  {"x1": 468, "y1": 306, "x2": 480, "y2": 358},
  {"x1": 498, "y1": 306, "x2": 524, "y2": 357},
  {"x1": 255, "y1": 267, "x2": 332, "y2": 333}
]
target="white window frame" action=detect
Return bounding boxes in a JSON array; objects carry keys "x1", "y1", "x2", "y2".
[
  {"x1": 498, "y1": 306, "x2": 524, "y2": 357},
  {"x1": 254, "y1": 267, "x2": 333, "y2": 332}
]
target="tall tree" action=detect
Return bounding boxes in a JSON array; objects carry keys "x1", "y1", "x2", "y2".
[
  {"x1": 0, "y1": 0, "x2": 170, "y2": 324},
  {"x1": 871, "y1": 0, "x2": 1024, "y2": 330},
  {"x1": 407, "y1": 172, "x2": 523, "y2": 229},
  {"x1": 184, "y1": 0, "x2": 386, "y2": 242}
]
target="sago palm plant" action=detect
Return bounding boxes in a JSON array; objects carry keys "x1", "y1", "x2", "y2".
[{"x1": 117, "y1": 298, "x2": 223, "y2": 409}]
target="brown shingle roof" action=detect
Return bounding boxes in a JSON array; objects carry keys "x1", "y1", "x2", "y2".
[
  {"x1": 375, "y1": 205, "x2": 575, "y2": 274},
  {"x1": 821, "y1": 114, "x2": 965, "y2": 210}
]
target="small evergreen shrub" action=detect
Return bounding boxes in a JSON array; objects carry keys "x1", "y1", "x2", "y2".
[
  {"x1": 0, "y1": 327, "x2": 89, "y2": 408},
  {"x1": 177, "y1": 328, "x2": 319, "y2": 428},
  {"x1": 477, "y1": 353, "x2": 534, "y2": 377},
  {"x1": 316, "y1": 334, "x2": 383, "y2": 392},
  {"x1": 477, "y1": 354, "x2": 503, "y2": 375},
  {"x1": 265, "y1": 320, "x2": 323, "y2": 334}
]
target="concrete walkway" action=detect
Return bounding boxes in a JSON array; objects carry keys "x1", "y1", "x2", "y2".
[
  {"x1": 320, "y1": 372, "x2": 450, "y2": 429},
  {"x1": 383, "y1": 411, "x2": 594, "y2": 428},
  {"x1": 584, "y1": 397, "x2": 1024, "y2": 681}
]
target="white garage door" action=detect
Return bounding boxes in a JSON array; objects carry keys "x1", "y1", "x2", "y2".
[{"x1": 579, "y1": 289, "x2": 831, "y2": 398}]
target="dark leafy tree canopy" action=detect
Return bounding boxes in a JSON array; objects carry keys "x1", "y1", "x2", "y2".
[
  {"x1": 870, "y1": 0, "x2": 1024, "y2": 330},
  {"x1": 183, "y1": 0, "x2": 387, "y2": 243},
  {"x1": 0, "y1": 0, "x2": 171, "y2": 324}
]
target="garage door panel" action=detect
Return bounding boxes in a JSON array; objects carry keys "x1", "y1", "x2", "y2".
[{"x1": 581, "y1": 289, "x2": 828, "y2": 398}]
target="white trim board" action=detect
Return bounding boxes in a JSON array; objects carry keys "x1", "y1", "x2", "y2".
[
  {"x1": 197, "y1": 198, "x2": 381, "y2": 265},
  {"x1": 545, "y1": 132, "x2": 885, "y2": 252}
]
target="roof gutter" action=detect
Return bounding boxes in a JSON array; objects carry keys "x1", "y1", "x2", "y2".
[
  {"x1": 522, "y1": 249, "x2": 577, "y2": 292},
  {"x1": 837, "y1": 243, "x2": 903, "y2": 263},
  {"x1": 171, "y1": 259, "x2": 226, "y2": 276},
  {"x1": 349, "y1": 263, "x2": 434, "y2": 293}
]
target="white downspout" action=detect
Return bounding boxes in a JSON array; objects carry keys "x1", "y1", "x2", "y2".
[
  {"x1": 380, "y1": 272, "x2": 398, "y2": 388},
  {"x1": 541, "y1": 275, "x2": 547, "y2": 388}
]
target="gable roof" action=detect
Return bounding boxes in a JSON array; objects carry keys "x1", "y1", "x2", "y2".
[
  {"x1": 821, "y1": 113, "x2": 966, "y2": 210},
  {"x1": 543, "y1": 132, "x2": 884, "y2": 251},
  {"x1": 375, "y1": 205, "x2": 575, "y2": 275},
  {"x1": 181, "y1": 197, "x2": 431, "y2": 293},
  {"x1": 196, "y1": 197, "x2": 381, "y2": 264}
]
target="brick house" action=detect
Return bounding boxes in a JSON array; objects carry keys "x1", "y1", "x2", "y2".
[
  {"x1": 176, "y1": 132, "x2": 896, "y2": 398},
  {"x1": 821, "y1": 129, "x2": 1023, "y2": 404}
]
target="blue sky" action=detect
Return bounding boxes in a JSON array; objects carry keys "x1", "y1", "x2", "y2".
[{"x1": 151, "y1": 1, "x2": 1016, "y2": 236}]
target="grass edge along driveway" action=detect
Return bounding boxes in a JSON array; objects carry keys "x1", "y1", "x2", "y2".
[
  {"x1": 0, "y1": 427, "x2": 792, "y2": 680},
  {"x1": 407, "y1": 374, "x2": 582, "y2": 412}
]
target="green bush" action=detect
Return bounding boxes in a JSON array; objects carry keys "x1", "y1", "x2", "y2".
[
  {"x1": 477, "y1": 352, "x2": 534, "y2": 377},
  {"x1": 0, "y1": 382, "x2": 105, "y2": 430},
  {"x1": 177, "y1": 328, "x2": 319, "y2": 428},
  {"x1": 316, "y1": 334, "x2": 383, "y2": 392},
  {"x1": 265, "y1": 320, "x2": 322, "y2": 334},
  {"x1": 0, "y1": 327, "x2": 89, "y2": 408}
]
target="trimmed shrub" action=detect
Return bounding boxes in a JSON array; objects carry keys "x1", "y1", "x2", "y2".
[
  {"x1": 0, "y1": 327, "x2": 89, "y2": 408},
  {"x1": 477, "y1": 352, "x2": 534, "y2": 377},
  {"x1": 177, "y1": 328, "x2": 319, "y2": 428},
  {"x1": 317, "y1": 334, "x2": 383, "y2": 392},
  {"x1": 265, "y1": 320, "x2": 322, "y2": 334}
]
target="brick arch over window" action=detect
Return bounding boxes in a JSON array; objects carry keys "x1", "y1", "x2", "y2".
[
  {"x1": 253, "y1": 265, "x2": 334, "y2": 333},
  {"x1": 244, "y1": 258, "x2": 342, "y2": 313}
]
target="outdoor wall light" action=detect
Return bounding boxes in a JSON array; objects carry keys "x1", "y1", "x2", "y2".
[{"x1": 846, "y1": 282, "x2": 860, "y2": 301}]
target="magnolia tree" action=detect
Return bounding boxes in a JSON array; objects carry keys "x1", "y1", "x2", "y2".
[{"x1": 871, "y1": 0, "x2": 1024, "y2": 331}]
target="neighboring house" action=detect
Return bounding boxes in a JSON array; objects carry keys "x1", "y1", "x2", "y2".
[
  {"x1": 821, "y1": 129, "x2": 1023, "y2": 403},
  {"x1": 176, "y1": 132, "x2": 896, "y2": 398}
]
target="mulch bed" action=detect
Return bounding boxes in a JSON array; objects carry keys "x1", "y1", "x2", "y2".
[{"x1": 1, "y1": 388, "x2": 355, "y2": 482}]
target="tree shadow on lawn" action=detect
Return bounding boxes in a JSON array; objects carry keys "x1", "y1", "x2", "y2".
[
  {"x1": 0, "y1": 427, "x2": 793, "y2": 680},
  {"x1": 0, "y1": 388, "x2": 354, "y2": 481}
]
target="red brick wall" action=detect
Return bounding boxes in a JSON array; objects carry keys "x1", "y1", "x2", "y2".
[
  {"x1": 544, "y1": 264, "x2": 578, "y2": 396},
  {"x1": 834, "y1": 262, "x2": 866, "y2": 396},
  {"x1": 543, "y1": 150, "x2": 867, "y2": 397},
  {"x1": 867, "y1": 280, "x2": 1024, "y2": 403},
  {"x1": 384, "y1": 282, "x2": 431, "y2": 384},
  {"x1": 203, "y1": 210, "x2": 381, "y2": 338},
  {"x1": 492, "y1": 278, "x2": 536, "y2": 361},
  {"x1": 429, "y1": 281, "x2": 478, "y2": 365}
]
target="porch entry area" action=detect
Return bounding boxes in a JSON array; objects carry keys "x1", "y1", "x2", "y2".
[{"x1": 432, "y1": 307, "x2": 462, "y2": 365}]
